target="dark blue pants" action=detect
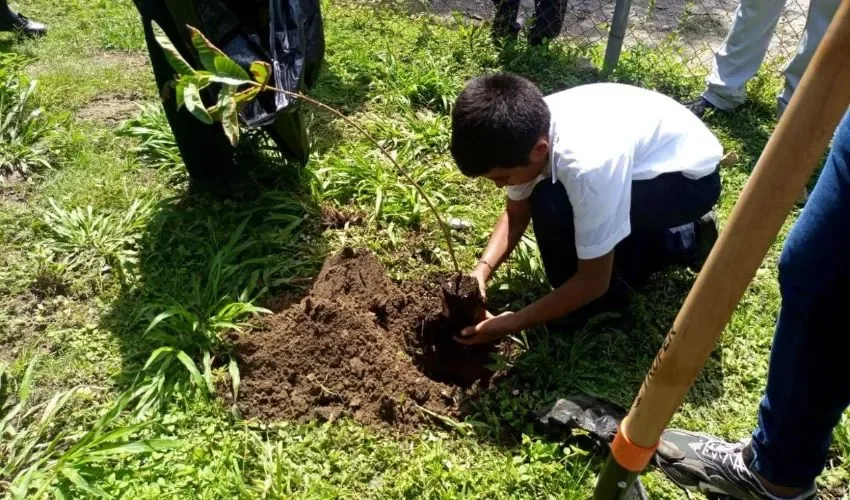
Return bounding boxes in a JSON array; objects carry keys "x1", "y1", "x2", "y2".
[
  {"x1": 750, "y1": 111, "x2": 850, "y2": 488},
  {"x1": 529, "y1": 170, "x2": 721, "y2": 289}
]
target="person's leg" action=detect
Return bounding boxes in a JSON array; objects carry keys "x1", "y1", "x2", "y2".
[
  {"x1": 492, "y1": 0, "x2": 522, "y2": 41},
  {"x1": 702, "y1": 0, "x2": 783, "y2": 111},
  {"x1": 528, "y1": 0, "x2": 567, "y2": 45},
  {"x1": 529, "y1": 180, "x2": 577, "y2": 288},
  {"x1": 749, "y1": 110, "x2": 850, "y2": 490},
  {"x1": 776, "y1": 0, "x2": 841, "y2": 116},
  {"x1": 655, "y1": 111, "x2": 850, "y2": 499},
  {"x1": 621, "y1": 169, "x2": 721, "y2": 283},
  {"x1": 136, "y1": 0, "x2": 237, "y2": 183},
  {"x1": 529, "y1": 180, "x2": 630, "y2": 321}
]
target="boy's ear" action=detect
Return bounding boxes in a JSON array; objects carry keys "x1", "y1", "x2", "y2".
[{"x1": 529, "y1": 137, "x2": 549, "y2": 164}]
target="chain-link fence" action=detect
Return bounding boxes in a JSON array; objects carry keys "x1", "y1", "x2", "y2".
[{"x1": 424, "y1": 0, "x2": 815, "y2": 79}]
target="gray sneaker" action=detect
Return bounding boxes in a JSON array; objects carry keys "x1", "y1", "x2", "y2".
[{"x1": 655, "y1": 429, "x2": 817, "y2": 500}]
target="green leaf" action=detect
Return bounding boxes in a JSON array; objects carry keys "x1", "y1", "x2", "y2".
[
  {"x1": 175, "y1": 81, "x2": 186, "y2": 110},
  {"x1": 188, "y1": 26, "x2": 226, "y2": 72},
  {"x1": 250, "y1": 61, "x2": 271, "y2": 86},
  {"x1": 145, "y1": 311, "x2": 176, "y2": 335},
  {"x1": 81, "y1": 439, "x2": 180, "y2": 461},
  {"x1": 152, "y1": 22, "x2": 196, "y2": 76},
  {"x1": 220, "y1": 94, "x2": 240, "y2": 146},
  {"x1": 228, "y1": 358, "x2": 240, "y2": 404},
  {"x1": 183, "y1": 83, "x2": 213, "y2": 125},
  {"x1": 202, "y1": 350, "x2": 214, "y2": 394},
  {"x1": 207, "y1": 75, "x2": 254, "y2": 87},
  {"x1": 175, "y1": 351, "x2": 205, "y2": 390},
  {"x1": 60, "y1": 468, "x2": 107, "y2": 497},
  {"x1": 143, "y1": 347, "x2": 175, "y2": 370},
  {"x1": 233, "y1": 86, "x2": 261, "y2": 107},
  {"x1": 18, "y1": 358, "x2": 36, "y2": 408},
  {"x1": 213, "y1": 55, "x2": 251, "y2": 82}
]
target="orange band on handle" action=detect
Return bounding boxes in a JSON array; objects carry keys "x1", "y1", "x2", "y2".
[{"x1": 610, "y1": 427, "x2": 658, "y2": 472}]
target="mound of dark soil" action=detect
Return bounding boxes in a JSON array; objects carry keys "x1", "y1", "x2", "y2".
[{"x1": 232, "y1": 248, "x2": 493, "y2": 432}]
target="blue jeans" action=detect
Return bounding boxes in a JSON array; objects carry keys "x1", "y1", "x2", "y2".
[
  {"x1": 750, "y1": 111, "x2": 850, "y2": 488},
  {"x1": 529, "y1": 170, "x2": 721, "y2": 289}
]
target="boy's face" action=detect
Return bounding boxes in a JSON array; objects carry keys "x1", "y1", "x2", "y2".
[{"x1": 481, "y1": 137, "x2": 549, "y2": 188}]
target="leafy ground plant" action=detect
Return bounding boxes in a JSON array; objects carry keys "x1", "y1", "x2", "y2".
[
  {"x1": 0, "y1": 359, "x2": 178, "y2": 498},
  {"x1": 116, "y1": 104, "x2": 183, "y2": 177},
  {"x1": 0, "y1": 75, "x2": 51, "y2": 186},
  {"x1": 135, "y1": 220, "x2": 270, "y2": 416},
  {"x1": 41, "y1": 198, "x2": 155, "y2": 285}
]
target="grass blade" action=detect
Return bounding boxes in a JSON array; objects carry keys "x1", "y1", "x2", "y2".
[
  {"x1": 60, "y1": 467, "x2": 107, "y2": 497},
  {"x1": 228, "y1": 357, "x2": 240, "y2": 404},
  {"x1": 175, "y1": 351, "x2": 205, "y2": 390},
  {"x1": 18, "y1": 358, "x2": 37, "y2": 408},
  {"x1": 79, "y1": 439, "x2": 181, "y2": 462}
]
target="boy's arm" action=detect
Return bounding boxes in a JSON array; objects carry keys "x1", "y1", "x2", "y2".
[
  {"x1": 457, "y1": 251, "x2": 614, "y2": 344},
  {"x1": 513, "y1": 251, "x2": 613, "y2": 326},
  {"x1": 471, "y1": 198, "x2": 532, "y2": 297}
]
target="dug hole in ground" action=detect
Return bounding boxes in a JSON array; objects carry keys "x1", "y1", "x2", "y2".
[{"x1": 228, "y1": 247, "x2": 496, "y2": 433}]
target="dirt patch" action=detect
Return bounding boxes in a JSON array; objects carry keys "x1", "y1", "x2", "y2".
[
  {"x1": 320, "y1": 204, "x2": 365, "y2": 230},
  {"x1": 232, "y1": 247, "x2": 494, "y2": 432},
  {"x1": 76, "y1": 92, "x2": 142, "y2": 127}
]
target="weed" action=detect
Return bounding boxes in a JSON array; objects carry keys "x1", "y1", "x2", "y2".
[
  {"x1": 0, "y1": 76, "x2": 52, "y2": 185},
  {"x1": 134, "y1": 220, "x2": 270, "y2": 415},
  {"x1": 41, "y1": 198, "x2": 155, "y2": 284},
  {"x1": 117, "y1": 104, "x2": 184, "y2": 177},
  {"x1": 0, "y1": 359, "x2": 179, "y2": 498}
]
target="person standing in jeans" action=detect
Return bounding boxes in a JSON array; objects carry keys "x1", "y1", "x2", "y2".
[
  {"x1": 655, "y1": 110, "x2": 850, "y2": 500},
  {"x1": 492, "y1": 0, "x2": 568, "y2": 45},
  {"x1": 687, "y1": 0, "x2": 840, "y2": 118},
  {"x1": 0, "y1": 0, "x2": 46, "y2": 36}
]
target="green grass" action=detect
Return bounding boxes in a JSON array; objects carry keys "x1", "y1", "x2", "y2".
[{"x1": 0, "y1": 0, "x2": 848, "y2": 498}]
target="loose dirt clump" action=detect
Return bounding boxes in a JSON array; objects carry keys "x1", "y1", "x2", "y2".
[{"x1": 232, "y1": 247, "x2": 494, "y2": 432}]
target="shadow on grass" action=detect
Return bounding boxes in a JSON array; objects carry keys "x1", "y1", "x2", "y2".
[
  {"x1": 466, "y1": 266, "x2": 725, "y2": 447},
  {"x1": 99, "y1": 151, "x2": 330, "y2": 389}
]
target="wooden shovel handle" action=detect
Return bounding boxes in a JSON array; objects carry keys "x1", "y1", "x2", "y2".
[{"x1": 621, "y1": 0, "x2": 850, "y2": 451}]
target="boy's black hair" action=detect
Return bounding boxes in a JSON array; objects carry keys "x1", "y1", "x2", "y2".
[{"x1": 450, "y1": 73, "x2": 550, "y2": 177}]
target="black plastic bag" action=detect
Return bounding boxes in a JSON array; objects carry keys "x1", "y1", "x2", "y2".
[
  {"x1": 134, "y1": 0, "x2": 324, "y2": 181},
  {"x1": 537, "y1": 395, "x2": 649, "y2": 500}
]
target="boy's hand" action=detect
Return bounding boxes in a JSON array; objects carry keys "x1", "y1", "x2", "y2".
[
  {"x1": 455, "y1": 311, "x2": 517, "y2": 345},
  {"x1": 470, "y1": 267, "x2": 488, "y2": 301}
]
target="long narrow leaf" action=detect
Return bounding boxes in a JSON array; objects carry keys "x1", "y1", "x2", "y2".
[
  {"x1": 143, "y1": 346, "x2": 175, "y2": 370},
  {"x1": 228, "y1": 358, "x2": 240, "y2": 404},
  {"x1": 18, "y1": 358, "x2": 37, "y2": 407},
  {"x1": 175, "y1": 351, "x2": 205, "y2": 390},
  {"x1": 60, "y1": 467, "x2": 108, "y2": 497},
  {"x1": 86, "y1": 439, "x2": 181, "y2": 460},
  {"x1": 202, "y1": 350, "x2": 214, "y2": 394}
]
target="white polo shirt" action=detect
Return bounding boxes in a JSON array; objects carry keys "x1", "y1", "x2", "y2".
[{"x1": 507, "y1": 83, "x2": 722, "y2": 260}]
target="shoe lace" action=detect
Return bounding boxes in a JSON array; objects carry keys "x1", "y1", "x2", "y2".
[{"x1": 702, "y1": 440, "x2": 750, "y2": 476}]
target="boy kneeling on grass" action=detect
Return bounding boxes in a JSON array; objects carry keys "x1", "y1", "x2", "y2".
[{"x1": 452, "y1": 73, "x2": 723, "y2": 345}]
